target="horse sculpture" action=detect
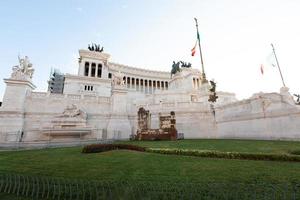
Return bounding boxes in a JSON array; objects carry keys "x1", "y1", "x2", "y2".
[
  {"x1": 170, "y1": 61, "x2": 192, "y2": 77},
  {"x1": 88, "y1": 43, "x2": 104, "y2": 52}
]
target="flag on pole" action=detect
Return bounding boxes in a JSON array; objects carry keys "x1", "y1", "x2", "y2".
[
  {"x1": 260, "y1": 64, "x2": 264, "y2": 75},
  {"x1": 266, "y1": 52, "x2": 277, "y2": 67},
  {"x1": 260, "y1": 52, "x2": 276, "y2": 75},
  {"x1": 191, "y1": 40, "x2": 197, "y2": 56}
]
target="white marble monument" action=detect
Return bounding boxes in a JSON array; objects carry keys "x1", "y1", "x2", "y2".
[{"x1": 0, "y1": 49, "x2": 300, "y2": 143}]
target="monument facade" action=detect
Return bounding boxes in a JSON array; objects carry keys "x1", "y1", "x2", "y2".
[{"x1": 0, "y1": 48, "x2": 300, "y2": 143}]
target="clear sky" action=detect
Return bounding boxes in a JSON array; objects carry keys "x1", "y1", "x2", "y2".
[{"x1": 1, "y1": 0, "x2": 300, "y2": 100}]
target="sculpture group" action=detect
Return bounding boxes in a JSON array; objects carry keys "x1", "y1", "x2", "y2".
[
  {"x1": 11, "y1": 55, "x2": 34, "y2": 80},
  {"x1": 208, "y1": 80, "x2": 218, "y2": 103},
  {"x1": 112, "y1": 71, "x2": 125, "y2": 86},
  {"x1": 60, "y1": 104, "x2": 87, "y2": 119},
  {"x1": 88, "y1": 43, "x2": 104, "y2": 52},
  {"x1": 171, "y1": 61, "x2": 192, "y2": 77}
]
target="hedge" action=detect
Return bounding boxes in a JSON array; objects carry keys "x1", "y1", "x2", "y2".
[
  {"x1": 289, "y1": 149, "x2": 300, "y2": 155},
  {"x1": 82, "y1": 144, "x2": 146, "y2": 153},
  {"x1": 82, "y1": 144, "x2": 300, "y2": 162},
  {"x1": 146, "y1": 148, "x2": 300, "y2": 162}
]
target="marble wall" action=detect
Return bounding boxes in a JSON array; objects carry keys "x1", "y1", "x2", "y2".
[{"x1": 1, "y1": 51, "x2": 300, "y2": 143}]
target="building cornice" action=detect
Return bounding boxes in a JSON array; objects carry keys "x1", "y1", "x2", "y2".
[
  {"x1": 108, "y1": 62, "x2": 171, "y2": 80},
  {"x1": 64, "y1": 74, "x2": 111, "y2": 83},
  {"x1": 79, "y1": 49, "x2": 110, "y2": 61},
  {"x1": 4, "y1": 78, "x2": 36, "y2": 89}
]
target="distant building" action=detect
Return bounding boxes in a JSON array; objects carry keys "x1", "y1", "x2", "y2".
[{"x1": 48, "y1": 69, "x2": 65, "y2": 94}]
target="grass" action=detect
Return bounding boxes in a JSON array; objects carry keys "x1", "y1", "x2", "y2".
[
  {"x1": 1, "y1": 139, "x2": 300, "y2": 199},
  {"x1": 119, "y1": 139, "x2": 300, "y2": 154},
  {"x1": 0, "y1": 141, "x2": 300, "y2": 184}
]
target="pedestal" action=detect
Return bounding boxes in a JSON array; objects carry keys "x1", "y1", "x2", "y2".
[
  {"x1": 2, "y1": 79, "x2": 36, "y2": 112},
  {"x1": 0, "y1": 78, "x2": 36, "y2": 142},
  {"x1": 280, "y1": 87, "x2": 294, "y2": 105},
  {"x1": 106, "y1": 86, "x2": 131, "y2": 139}
]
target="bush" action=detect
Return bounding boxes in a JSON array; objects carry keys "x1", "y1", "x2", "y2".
[
  {"x1": 82, "y1": 144, "x2": 146, "y2": 153},
  {"x1": 289, "y1": 149, "x2": 300, "y2": 155},
  {"x1": 146, "y1": 148, "x2": 300, "y2": 162}
]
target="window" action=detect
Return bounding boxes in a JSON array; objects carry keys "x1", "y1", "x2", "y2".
[
  {"x1": 97, "y1": 64, "x2": 102, "y2": 78},
  {"x1": 131, "y1": 78, "x2": 135, "y2": 88},
  {"x1": 91, "y1": 63, "x2": 96, "y2": 77},
  {"x1": 108, "y1": 73, "x2": 112, "y2": 79},
  {"x1": 84, "y1": 62, "x2": 89, "y2": 76},
  {"x1": 136, "y1": 79, "x2": 140, "y2": 91},
  {"x1": 84, "y1": 85, "x2": 94, "y2": 91}
]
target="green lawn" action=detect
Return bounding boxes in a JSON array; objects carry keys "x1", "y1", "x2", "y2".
[
  {"x1": 0, "y1": 141, "x2": 300, "y2": 184},
  {"x1": 1, "y1": 139, "x2": 300, "y2": 199},
  {"x1": 119, "y1": 139, "x2": 300, "y2": 154}
]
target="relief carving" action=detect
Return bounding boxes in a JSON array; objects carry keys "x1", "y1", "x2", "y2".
[{"x1": 60, "y1": 104, "x2": 87, "y2": 119}]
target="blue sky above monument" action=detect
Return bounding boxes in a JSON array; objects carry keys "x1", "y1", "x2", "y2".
[{"x1": 1, "y1": 0, "x2": 300, "y2": 100}]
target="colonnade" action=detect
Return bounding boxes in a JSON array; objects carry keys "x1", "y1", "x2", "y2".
[
  {"x1": 193, "y1": 78, "x2": 200, "y2": 89},
  {"x1": 84, "y1": 62, "x2": 169, "y2": 94},
  {"x1": 84, "y1": 62, "x2": 102, "y2": 78},
  {"x1": 122, "y1": 76, "x2": 168, "y2": 94}
]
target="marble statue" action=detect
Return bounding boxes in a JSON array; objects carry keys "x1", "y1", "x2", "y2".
[
  {"x1": 11, "y1": 55, "x2": 34, "y2": 80},
  {"x1": 112, "y1": 71, "x2": 125, "y2": 86}
]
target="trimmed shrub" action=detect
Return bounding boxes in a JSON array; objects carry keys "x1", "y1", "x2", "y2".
[
  {"x1": 289, "y1": 149, "x2": 300, "y2": 155},
  {"x1": 146, "y1": 148, "x2": 300, "y2": 162},
  {"x1": 82, "y1": 144, "x2": 146, "y2": 153}
]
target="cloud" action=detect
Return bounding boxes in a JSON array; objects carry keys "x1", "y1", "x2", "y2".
[
  {"x1": 76, "y1": 7, "x2": 83, "y2": 12},
  {"x1": 121, "y1": 4, "x2": 128, "y2": 9}
]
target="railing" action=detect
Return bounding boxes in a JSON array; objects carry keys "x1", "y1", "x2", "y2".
[{"x1": 0, "y1": 173, "x2": 299, "y2": 199}]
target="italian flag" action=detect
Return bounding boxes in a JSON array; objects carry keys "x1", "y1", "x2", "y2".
[
  {"x1": 260, "y1": 64, "x2": 264, "y2": 75},
  {"x1": 191, "y1": 40, "x2": 197, "y2": 56}
]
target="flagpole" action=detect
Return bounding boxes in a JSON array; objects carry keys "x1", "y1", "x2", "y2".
[
  {"x1": 271, "y1": 43, "x2": 286, "y2": 87},
  {"x1": 194, "y1": 18, "x2": 207, "y2": 83}
]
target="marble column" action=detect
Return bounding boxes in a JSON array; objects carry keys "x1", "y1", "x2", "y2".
[
  {"x1": 88, "y1": 65, "x2": 91, "y2": 77},
  {"x1": 95, "y1": 64, "x2": 98, "y2": 77}
]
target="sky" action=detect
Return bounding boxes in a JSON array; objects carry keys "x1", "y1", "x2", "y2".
[{"x1": 1, "y1": 0, "x2": 300, "y2": 101}]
